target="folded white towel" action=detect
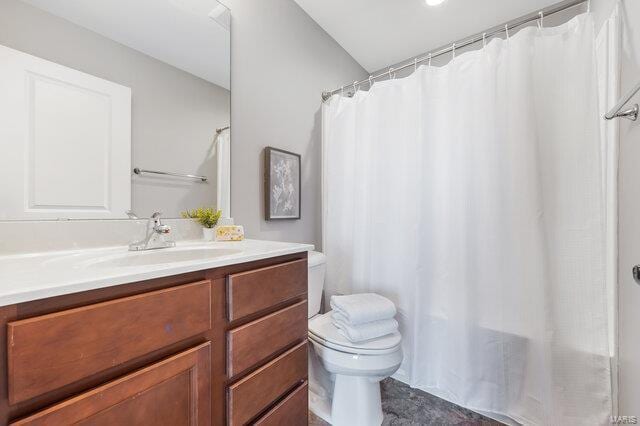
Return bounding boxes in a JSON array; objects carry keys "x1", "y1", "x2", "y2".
[
  {"x1": 330, "y1": 311, "x2": 352, "y2": 325},
  {"x1": 330, "y1": 293, "x2": 396, "y2": 325},
  {"x1": 331, "y1": 314, "x2": 399, "y2": 343}
]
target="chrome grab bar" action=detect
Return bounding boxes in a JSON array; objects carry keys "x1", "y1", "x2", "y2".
[
  {"x1": 605, "y1": 81, "x2": 640, "y2": 121},
  {"x1": 133, "y1": 167, "x2": 208, "y2": 182}
]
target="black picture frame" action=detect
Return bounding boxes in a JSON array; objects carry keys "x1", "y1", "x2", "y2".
[{"x1": 264, "y1": 147, "x2": 301, "y2": 220}]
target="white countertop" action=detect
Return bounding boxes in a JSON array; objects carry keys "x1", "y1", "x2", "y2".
[{"x1": 0, "y1": 239, "x2": 313, "y2": 307}]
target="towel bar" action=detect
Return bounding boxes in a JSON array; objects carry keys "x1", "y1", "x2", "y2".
[{"x1": 133, "y1": 167, "x2": 208, "y2": 182}]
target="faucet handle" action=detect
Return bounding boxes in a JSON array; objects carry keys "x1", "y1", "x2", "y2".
[{"x1": 150, "y1": 211, "x2": 164, "y2": 227}]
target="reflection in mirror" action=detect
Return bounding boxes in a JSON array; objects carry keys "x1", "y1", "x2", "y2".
[{"x1": 0, "y1": 0, "x2": 231, "y2": 220}]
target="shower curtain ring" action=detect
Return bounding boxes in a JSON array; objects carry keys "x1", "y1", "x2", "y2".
[
  {"x1": 452, "y1": 43, "x2": 456, "y2": 59},
  {"x1": 369, "y1": 75, "x2": 373, "y2": 87},
  {"x1": 341, "y1": 85, "x2": 344, "y2": 96},
  {"x1": 505, "y1": 24, "x2": 509, "y2": 39},
  {"x1": 482, "y1": 32, "x2": 487, "y2": 48},
  {"x1": 352, "y1": 81, "x2": 358, "y2": 96},
  {"x1": 538, "y1": 11, "x2": 544, "y2": 29},
  {"x1": 414, "y1": 58, "x2": 418, "y2": 71},
  {"x1": 428, "y1": 53, "x2": 432, "y2": 67},
  {"x1": 388, "y1": 67, "x2": 394, "y2": 79}
]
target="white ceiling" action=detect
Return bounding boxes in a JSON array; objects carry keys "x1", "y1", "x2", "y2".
[
  {"x1": 22, "y1": 0, "x2": 230, "y2": 89},
  {"x1": 294, "y1": 0, "x2": 565, "y2": 73}
]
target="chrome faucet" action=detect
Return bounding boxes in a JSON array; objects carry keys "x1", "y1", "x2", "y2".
[{"x1": 129, "y1": 212, "x2": 176, "y2": 251}]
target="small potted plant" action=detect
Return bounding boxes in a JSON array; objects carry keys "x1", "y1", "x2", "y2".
[{"x1": 181, "y1": 207, "x2": 222, "y2": 241}]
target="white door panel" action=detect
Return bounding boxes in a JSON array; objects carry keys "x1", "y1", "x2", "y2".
[{"x1": 0, "y1": 44, "x2": 131, "y2": 220}]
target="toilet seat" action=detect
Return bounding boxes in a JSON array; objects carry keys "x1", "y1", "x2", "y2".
[{"x1": 308, "y1": 312, "x2": 401, "y2": 355}]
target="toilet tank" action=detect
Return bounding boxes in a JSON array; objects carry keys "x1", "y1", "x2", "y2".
[{"x1": 307, "y1": 251, "x2": 326, "y2": 318}]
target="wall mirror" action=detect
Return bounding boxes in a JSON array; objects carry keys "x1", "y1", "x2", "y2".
[{"x1": 0, "y1": 0, "x2": 231, "y2": 220}]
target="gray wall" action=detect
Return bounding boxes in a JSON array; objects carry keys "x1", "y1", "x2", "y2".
[
  {"x1": 226, "y1": 0, "x2": 367, "y2": 249},
  {"x1": 0, "y1": 0, "x2": 230, "y2": 218}
]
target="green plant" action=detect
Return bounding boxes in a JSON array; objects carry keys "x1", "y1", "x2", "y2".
[{"x1": 181, "y1": 207, "x2": 222, "y2": 229}]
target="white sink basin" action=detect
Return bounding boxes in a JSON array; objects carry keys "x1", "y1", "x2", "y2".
[{"x1": 86, "y1": 247, "x2": 242, "y2": 268}]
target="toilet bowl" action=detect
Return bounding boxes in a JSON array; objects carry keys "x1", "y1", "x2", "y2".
[{"x1": 307, "y1": 251, "x2": 403, "y2": 426}]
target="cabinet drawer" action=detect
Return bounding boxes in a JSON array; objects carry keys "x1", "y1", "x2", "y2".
[
  {"x1": 253, "y1": 381, "x2": 308, "y2": 426},
  {"x1": 227, "y1": 259, "x2": 307, "y2": 321},
  {"x1": 8, "y1": 280, "x2": 211, "y2": 404},
  {"x1": 10, "y1": 342, "x2": 211, "y2": 426},
  {"x1": 227, "y1": 341, "x2": 307, "y2": 426},
  {"x1": 227, "y1": 300, "x2": 307, "y2": 377}
]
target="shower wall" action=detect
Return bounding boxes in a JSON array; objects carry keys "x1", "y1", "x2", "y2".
[{"x1": 594, "y1": 0, "x2": 640, "y2": 416}]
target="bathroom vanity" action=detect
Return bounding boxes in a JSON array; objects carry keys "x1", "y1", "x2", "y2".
[
  {"x1": 0, "y1": 241, "x2": 311, "y2": 425},
  {"x1": 0, "y1": 1, "x2": 313, "y2": 424}
]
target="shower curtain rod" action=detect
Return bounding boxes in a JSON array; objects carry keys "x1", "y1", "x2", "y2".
[{"x1": 321, "y1": 0, "x2": 588, "y2": 101}]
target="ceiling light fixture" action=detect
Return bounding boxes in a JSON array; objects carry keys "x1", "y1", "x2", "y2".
[{"x1": 425, "y1": 0, "x2": 447, "y2": 6}]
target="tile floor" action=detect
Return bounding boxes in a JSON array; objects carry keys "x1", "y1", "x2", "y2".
[{"x1": 308, "y1": 378, "x2": 503, "y2": 426}]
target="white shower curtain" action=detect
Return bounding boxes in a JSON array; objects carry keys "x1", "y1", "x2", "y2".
[{"x1": 322, "y1": 13, "x2": 612, "y2": 425}]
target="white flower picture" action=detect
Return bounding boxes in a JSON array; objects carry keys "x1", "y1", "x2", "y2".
[{"x1": 265, "y1": 148, "x2": 300, "y2": 220}]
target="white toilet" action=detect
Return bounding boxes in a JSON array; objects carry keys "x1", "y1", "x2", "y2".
[{"x1": 307, "y1": 251, "x2": 403, "y2": 426}]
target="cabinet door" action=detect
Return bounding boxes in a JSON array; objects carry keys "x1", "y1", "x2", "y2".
[{"x1": 10, "y1": 343, "x2": 211, "y2": 426}]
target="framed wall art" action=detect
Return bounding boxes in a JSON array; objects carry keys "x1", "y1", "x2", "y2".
[{"x1": 264, "y1": 147, "x2": 301, "y2": 220}]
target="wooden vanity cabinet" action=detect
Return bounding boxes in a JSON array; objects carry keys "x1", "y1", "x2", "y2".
[
  {"x1": 10, "y1": 343, "x2": 212, "y2": 426},
  {"x1": 0, "y1": 251, "x2": 308, "y2": 426}
]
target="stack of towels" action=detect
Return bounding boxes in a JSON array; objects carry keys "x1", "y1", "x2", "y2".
[{"x1": 330, "y1": 293, "x2": 398, "y2": 343}]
